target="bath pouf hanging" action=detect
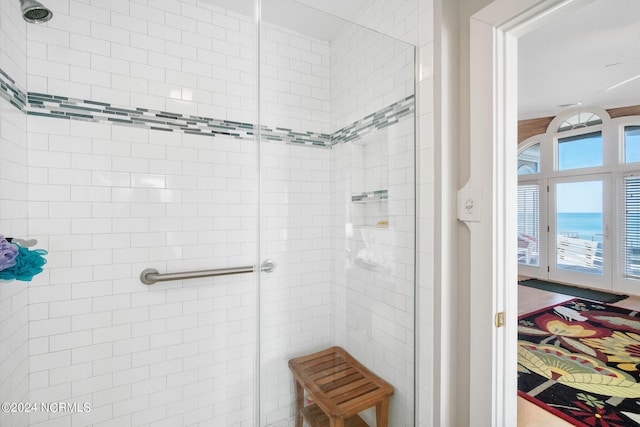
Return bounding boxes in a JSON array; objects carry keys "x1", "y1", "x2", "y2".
[
  {"x1": 0, "y1": 235, "x2": 19, "y2": 272},
  {"x1": 0, "y1": 244, "x2": 47, "y2": 282}
]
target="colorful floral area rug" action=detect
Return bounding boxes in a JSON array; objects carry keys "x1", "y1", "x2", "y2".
[{"x1": 518, "y1": 299, "x2": 640, "y2": 426}]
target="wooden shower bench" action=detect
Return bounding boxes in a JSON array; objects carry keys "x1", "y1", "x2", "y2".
[{"x1": 288, "y1": 346, "x2": 394, "y2": 427}]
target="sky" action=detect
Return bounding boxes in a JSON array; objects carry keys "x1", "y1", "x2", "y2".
[
  {"x1": 556, "y1": 133, "x2": 602, "y2": 213},
  {"x1": 557, "y1": 132, "x2": 602, "y2": 171},
  {"x1": 556, "y1": 180, "x2": 602, "y2": 213}
]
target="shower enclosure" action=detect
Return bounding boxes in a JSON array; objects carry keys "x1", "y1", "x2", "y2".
[{"x1": 0, "y1": 0, "x2": 416, "y2": 425}]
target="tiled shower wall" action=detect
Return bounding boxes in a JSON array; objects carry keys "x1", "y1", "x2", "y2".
[
  {"x1": 330, "y1": 8, "x2": 416, "y2": 426},
  {"x1": 0, "y1": 1, "x2": 29, "y2": 426},
  {"x1": 259, "y1": 143, "x2": 332, "y2": 425},
  {"x1": 0, "y1": 1, "x2": 429, "y2": 427},
  {"x1": 25, "y1": 117, "x2": 261, "y2": 426},
  {"x1": 8, "y1": 0, "x2": 333, "y2": 425},
  {"x1": 338, "y1": 2, "x2": 436, "y2": 426},
  {"x1": 331, "y1": 115, "x2": 415, "y2": 426},
  {"x1": 25, "y1": 0, "x2": 258, "y2": 124},
  {"x1": 260, "y1": 24, "x2": 331, "y2": 134},
  {"x1": 330, "y1": 23, "x2": 414, "y2": 131}
]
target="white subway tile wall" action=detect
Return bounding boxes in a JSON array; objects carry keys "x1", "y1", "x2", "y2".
[
  {"x1": 0, "y1": 0, "x2": 431, "y2": 426},
  {"x1": 259, "y1": 142, "x2": 332, "y2": 425},
  {"x1": 25, "y1": 115, "x2": 260, "y2": 426},
  {"x1": 331, "y1": 114, "x2": 416, "y2": 427},
  {"x1": 328, "y1": 5, "x2": 417, "y2": 423},
  {"x1": 25, "y1": 0, "x2": 331, "y2": 136},
  {"x1": 331, "y1": 21, "x2": 415, "y2": 132},
  {"x1": 260, "y1": 25, "x2": 331, "y2": 134},
  {"x1": 0, "y1": 1, "x2": 29, "y2": 426},
  {"x1": 0, "y1": 0, "x2": 27, "y2": 89},
  {"x1": 353, "y1": 0, "x2": 419, "y2": 46},
  {"x1": 345, "y1": 2, "x2": 434, "y2": 426}
]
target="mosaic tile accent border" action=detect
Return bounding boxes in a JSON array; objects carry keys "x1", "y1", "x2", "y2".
[
  {"x1": 331, "y1": 95, "x2": 415, "y2": 146},
  {"x1": 0, "y1": 68, "x2": 27, "y2": 111},
  {"x1": 1, "y1": 67, "x2": 413, "y2": 149},
  {"x1": 27, "y1": 93, "x2": 334, "y2": 147}
]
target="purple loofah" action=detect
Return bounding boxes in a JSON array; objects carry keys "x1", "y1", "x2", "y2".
[{"x1": 0, "y1": 235, "x2": 19, "y2": 272}]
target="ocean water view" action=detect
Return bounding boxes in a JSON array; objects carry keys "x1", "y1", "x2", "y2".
[
  {"x1": 518, "y1": 212, "x2": 609, "y2": 273},
  {"x1": 557, "y1": 212, "x2": 603, "y2": 242}
]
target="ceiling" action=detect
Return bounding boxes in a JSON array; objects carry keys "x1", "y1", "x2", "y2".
[
  {"x1": 519, "y1": 0, "x2": 640, "y2": 119},
  {"x1": 201, "y1": 0, "x2": 370, "y2": 41}
]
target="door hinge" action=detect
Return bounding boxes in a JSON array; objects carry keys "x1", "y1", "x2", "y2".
[
  {"x1": 547, "y1": 265, "x2": 550, "y2": 272},
  {"x1": 495, "y1": 311, "x2": 505, "y2": 328}
]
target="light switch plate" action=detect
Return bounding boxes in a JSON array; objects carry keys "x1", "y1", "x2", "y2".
[{"x1": 457, "y1": 188, "x2": 482, "y2": 222}]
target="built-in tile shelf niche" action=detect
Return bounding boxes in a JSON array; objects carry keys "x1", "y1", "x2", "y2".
[
  {"x1": 351, "y1": 134, "x2": 388, "y2": 228},
  {"x1": 350, "y1": 135, "x2": 391, "y2": 271},
  {"x1": 351, "y1": 189, "x2": 388, "y2": 227}
]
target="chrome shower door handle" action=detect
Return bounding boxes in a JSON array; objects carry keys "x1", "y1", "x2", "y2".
[{"x1": 261, "y1": 259, "x2": 276, "y2": 273}]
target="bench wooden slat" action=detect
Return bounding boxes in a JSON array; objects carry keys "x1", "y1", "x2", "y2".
[
  {"x1": 325, "y1": 377, "x2": 374, "y2": 399},
  {"x1": 300, "y1": 353, "x2": 340, "y2": 368},
  {"x1": 289, "y1": 346, "x2": 394, "y2": 423},
  {"x1": 306, "y1": 359, "x2": 348, "y2": 376},
  {"x1": 318, "y1": 372, "x2": 363, "y2": 390},
  {"x1": 308, "y1": 364, "x2": 352, "y2": 382},
  {"x1": 301, "y1": 404, "x2": 368, "y2": 427}
]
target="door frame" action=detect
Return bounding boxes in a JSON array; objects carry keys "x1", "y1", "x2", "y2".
[{"x1": 466, "y1": 0, "x2": 594, "y2": 425}]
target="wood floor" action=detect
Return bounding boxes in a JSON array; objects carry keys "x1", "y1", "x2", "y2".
[{"x1": 517, "y1": 285, "x2": 640, "y2": 426}]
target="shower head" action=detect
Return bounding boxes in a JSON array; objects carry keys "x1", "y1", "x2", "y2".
[{"x1": 20, "y1": 0, "x2": 53, "y2": 24}]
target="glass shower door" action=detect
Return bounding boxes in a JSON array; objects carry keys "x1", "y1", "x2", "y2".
[{"x1": 258, "y1": 1, "x2": 416, "y2": 425}]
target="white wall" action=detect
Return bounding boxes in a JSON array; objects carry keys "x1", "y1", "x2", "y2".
[
  {"x1": 17, "y1": 0, "x2": 332, "y2": 425},
  {"x1": 331, "y1": 114, "x2": 415, "y2": 426},
  {"x1": 353, "y1": 0, "x2": 419, "y2": 46},
  {"x1": 0, "y1": 1, "x2": 29, "y2": 426},
  {"x1": 328, "y1": 2, "x2": 420, "y2": 425},
  {"x1": 261, "y1": 24, "x2": 331, "y2": 134},
  {"x1": 431, "y1": 0, "x2": 494, "y2": 425},
  {"x1": 330, "y1": 1, "x2": 437, "y2": 426},
  {"x1": 330, "y1": 23, "x2": 414, "y2": 131},
  {"x1": 417, "y1": 0, "x2": 435, "y2": 426},
  {"x1": 25, "y1": 0, "x2": 256, "y2": 123},
  {"x1": 0, "y1": 103, "x2": 30, "y2": 427},
  {"x1": 25, "y1": 116, "x2": 260, "y2": 426},
  {"x1": 20, "y1": 1, "x2": 261, "y2": 425},
  {"x1": 259, "y1": 143, "x2": 332, "y2": 425},
  {"x1": 0, "y1": 0, "x2": 432, "y2": 426}
]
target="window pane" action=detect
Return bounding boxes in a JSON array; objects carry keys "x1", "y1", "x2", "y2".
[
  {"x1": 625, "y1": 126, "x2": 640, "y2": 163},
  {"x1": 557, "y1": 131, "x2": 602, "y2": 170},
  {"x1": 557, "y1": 112, "x2": 602, "y2": 133},
  {"x1": 518, "y1": 143, "x2": 540, "y2": 175},
  {"x1": 518, "y1": 184, "x2": 539, "y2": 266},
  {"x1": 624, "y1": 176, "x2": 640, "y2": 280},
  {"x1": 556, "y1": 181, "x2": 603, "y2": 275}
]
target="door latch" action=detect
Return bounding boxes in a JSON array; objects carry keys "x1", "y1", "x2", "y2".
[{"x1": 495, "y1": 311, "x2": 505, "y2": 328}]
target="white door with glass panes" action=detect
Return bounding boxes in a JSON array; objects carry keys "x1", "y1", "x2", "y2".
[
  {"x1": 518, "y1": 143, "x2": 545, "y2": 278},
  {"x1": 548, "y1": 175, "x2": 612, "y2": 290},
  {"x1": 620, "y1": 173, "x2": 640, "y2": 294},
  {"x1": 518, "y1": 180, "x2": 546, "y2": 278}
]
